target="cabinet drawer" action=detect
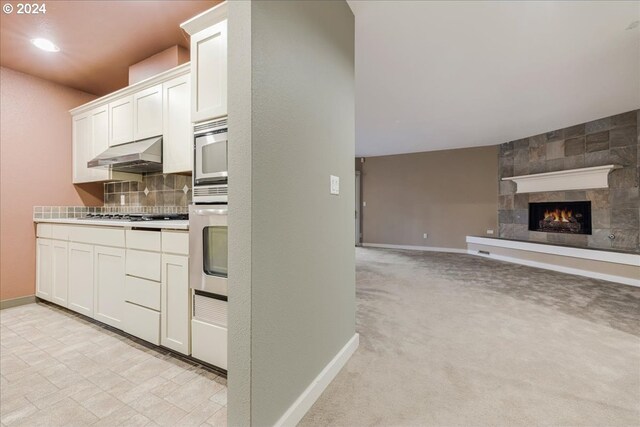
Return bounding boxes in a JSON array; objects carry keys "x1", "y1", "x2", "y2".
[
  {"x1": 161, "y1": 231, "x2": 189, "y2": 255},
  {"x1": 36, "y1": 224, "x2": 69, "y2": 240},
  {"x1": 126, "y1": 249, "x2": 161, "y2": 281},
  {"x1": 37, "y1": 223, "x2": 52, "y2": 238},
  {"x1": 126, "y1": 230, "x2": 161, "y2": 252},
  {"x1": 125, "y1": 276, "x2": 161, "y2": 311},
  {"x1": 191, "y1": 319, "x2": 227, "y2": 370},
  {"x1": 51, "y1": 225, "x2": 70, "y2": 241},
  {"x1": 69, "y1": 226, "x2": 125, "y2": 247},
  {"x1": 123, "y1": 302, "x2": 160, "y2": 345}
]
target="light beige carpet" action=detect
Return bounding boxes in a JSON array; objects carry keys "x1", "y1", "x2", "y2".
[{"x1": 300, "y1": 248, "x2": 640, "y2": 426}]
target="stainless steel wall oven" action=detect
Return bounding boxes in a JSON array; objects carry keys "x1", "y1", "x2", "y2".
[{"x1": 189, "y1": 204, "x2": 228, "y2": 297}]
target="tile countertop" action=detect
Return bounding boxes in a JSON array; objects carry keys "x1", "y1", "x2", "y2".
[{"x1": 34, "y1": 218, "x2": 189, "y2": 230}]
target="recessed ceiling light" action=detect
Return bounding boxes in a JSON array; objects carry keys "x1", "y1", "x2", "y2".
[
  {"x1": 31, "y1": 38, "x2": 60, "y2": 52},
  {"x1": 626, "y1": 20, "x2": 639, "y2": 30}
]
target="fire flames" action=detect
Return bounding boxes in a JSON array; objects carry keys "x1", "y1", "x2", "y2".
[{"x1": 544, "y1": 208, "x2": 573, "y2": 223}]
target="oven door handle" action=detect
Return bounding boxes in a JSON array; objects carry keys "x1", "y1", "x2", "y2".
[{"x1": 193, "y1": 208, "x2": 228, "y2": 216}]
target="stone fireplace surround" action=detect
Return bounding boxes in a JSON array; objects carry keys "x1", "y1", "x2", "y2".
[{"x1": 498, "y1": 109, "x2": 639, "y2": 253}]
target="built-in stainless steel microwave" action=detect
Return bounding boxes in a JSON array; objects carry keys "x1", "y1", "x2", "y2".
[{"x1": 193, "y1": 117, "x2": 228, "y2": 203}]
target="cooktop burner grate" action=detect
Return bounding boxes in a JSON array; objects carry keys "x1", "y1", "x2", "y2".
[{"x1": 79, "y1": 213, "x2": 188, "y2": 221}]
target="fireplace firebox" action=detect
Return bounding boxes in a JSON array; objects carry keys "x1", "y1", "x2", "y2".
[{"x1": 528, "y1": 201, "x2": 592, "y2": 235}]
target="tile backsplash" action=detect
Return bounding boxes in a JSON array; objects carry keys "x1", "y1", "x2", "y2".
[
  {"x1": 33, "y1": 205, "x2": 188, "y2": 219},
  {"x1": 104, "y1": 173, "x2": 192, "y2": 207},
  {"x1": 33, "y1": 173, "x2": 192, "y2": 219}
]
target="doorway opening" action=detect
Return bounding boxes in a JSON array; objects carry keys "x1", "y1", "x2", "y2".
[{"x1": 355, "y1": 171, "x2": 361, "y2": 246}]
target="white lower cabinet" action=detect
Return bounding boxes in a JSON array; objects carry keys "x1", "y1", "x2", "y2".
[
  {"x1": 191, "y1": 292, "x2": 227, "y2": 369},
  {"x1": 68, "y1": 242, "x2": 94, "y2": 317},
  {"x1": 36, "y1": 225, "x2": 194, "y2": 360},
  {"x1": 51, "y1": 240, "x2": 69, "y2": 307},
  {"x1": 94, "y1": 246, "x2": 125, "y2": 329},
  {"x1": 192, "y1": 319, "x2": 227, "y2": 370},
  {"x1": 161, "y1": 254, "x2": 190, "y2": 354},
  {"x1": 123, "y1": 302, "x2": 161, "y2": 345},
  {"x1": 37, "y1": 238, "x2": 68, "y2": 306},
  {"x1": 36, "y1": 239, "x2": 53, "y2": 301}
]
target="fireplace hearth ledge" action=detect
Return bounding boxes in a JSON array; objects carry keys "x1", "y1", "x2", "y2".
[
  {"x1": 466, "y1": 236, "x2": 640, "y2": 287},
  {"x1": 502, "y1": 164, "x2": 621, "y2": 193}
]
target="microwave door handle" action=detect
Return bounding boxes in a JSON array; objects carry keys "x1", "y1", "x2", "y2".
[
  {"x1": 197, "y1": 134, "x2": 227, "y2": 148},
  {"x1": 194, "y1": 208, "x2": 228, "y2": 216}
]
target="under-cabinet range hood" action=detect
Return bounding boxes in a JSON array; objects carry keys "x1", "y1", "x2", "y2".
[{"x1": 88, "y1": 137, "x2": 162, "y2": 173}]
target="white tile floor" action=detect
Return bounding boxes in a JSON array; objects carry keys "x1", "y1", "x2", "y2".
[{"x1": 0, "y1": 303, "x2": 227, "y2": 427}]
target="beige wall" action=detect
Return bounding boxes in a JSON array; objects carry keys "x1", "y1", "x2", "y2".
[
  {"x1": 362, "y1": 146, "x2": 499, "y2": 249},
  {"x1": 0, "y1": 67, "x2": 103, "y2": 302},
  {"x1": 128, "y1": 45, "x2": 190, "y2": 85},
  {"x1": 228, "y1": 1, "x2": 355, "y2": 425}
]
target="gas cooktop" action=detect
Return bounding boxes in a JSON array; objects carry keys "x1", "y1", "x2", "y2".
[{"x1": 79, "y1": 213, "x2": 188, "y2": 222}]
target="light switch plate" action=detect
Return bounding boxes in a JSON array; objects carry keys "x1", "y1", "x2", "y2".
[{"x1": 330, "y1": 175, "x2": 340, "y2": 195}]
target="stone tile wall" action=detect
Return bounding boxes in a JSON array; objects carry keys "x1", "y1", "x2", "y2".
[
  {"x1": 498, "y1": 110, "x2": 639, "y2": 252},
  {"x1": 103, "y1": 173, "x2": 192, "y2": 208}
]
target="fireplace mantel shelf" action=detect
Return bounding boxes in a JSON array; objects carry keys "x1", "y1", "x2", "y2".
[{"x1": 502, "y1": 164, "x2": 621, "y2": 193}]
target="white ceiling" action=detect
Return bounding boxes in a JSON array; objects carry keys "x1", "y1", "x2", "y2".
[{"x1": 349, "y1": 1, "x2": 640, "y2": 157}]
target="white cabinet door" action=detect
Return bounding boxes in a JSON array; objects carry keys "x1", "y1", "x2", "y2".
[
  {"x1": 192, "y1": 319, "x2": 227, "y2": 369},
  {"x1": 191, "y1": 20, "x2": 227, "y2": 122},
  {"x1": 89, "y1": 106, "x2": 110, "y2": 181},
  {"x1": 94, "y1": 246, "x2": 125, "y2": 329},
  {"x1": 68, "y1": 242, "x2": 94, "y2": 317},
  {"x1": 72, "y1": 113, "x2": 92, "y2": 184},
  {"x1": 72, "y1": 106, "x2": 120, "y2": 183},
  {"x1": 162, "y1": 74, "x2": 192, "y2": 174},
  {"x1": 36, "y1": 238, "x2": 53, "y2": 301},
  {"x1": 109, "y1": 95, "x2": 134, "y2": 146},
  {"x1": 133, "y1": 84, "x2": 163, "y2": 140},
  {"x1": 161, "y1": 254, "x2": 190, "y2": 354},
  {"x1": 51, "y1": 240, "x2": 69, "y2": 307}
]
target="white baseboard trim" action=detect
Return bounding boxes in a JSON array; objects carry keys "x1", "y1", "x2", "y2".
[
  {"x1": 468, "y1": 250, "x2": 640, "y2": 287},
  {"x1": 362, "y1": 243, "x2": 467, "y2": 254},
  {"x1": 274, "y1": 333, "x2": 359, "y2": 427}
]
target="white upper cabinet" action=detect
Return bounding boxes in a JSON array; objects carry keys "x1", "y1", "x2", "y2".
[
  {"x1": 73, "y1": 106, "x2": 133, "y2": 184},
  {"x1": 72, "y1": 113, "x2": 92, "y2": 184},
  {"x1": 163, "y1": 74, "x2": 192, "y2": 174},
  {"x1": 191, "y1": 19, "x2": 227, "y2": 122},
  {"x1": 109, "y1": 95, "x2": 134, "y2": 146},
  {"x1": 89, "y1": 106, "x2": 110, "y2": 182},
  {"x1": 134, "y1": 84, "x2": 163, "y2": 140},
  {"x1": 91, "y1": 105, "x2": 109, "y2": 158},
  {"x1": 73, "y1": 110, "x2": 110, "y2": 184},
  {"x1": 70, "y1": 64, "x2": 191, "y2": 182}
]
